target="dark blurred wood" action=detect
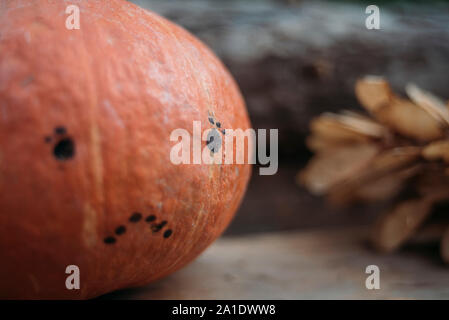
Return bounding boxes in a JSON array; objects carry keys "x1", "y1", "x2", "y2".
[{"x1": 103, "y1": 227, "x2": 449, "y2": 299}]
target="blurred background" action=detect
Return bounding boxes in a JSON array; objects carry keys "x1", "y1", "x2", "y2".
[{"x1": 131, "y1": 0, "x2": 449, "y2": 235}]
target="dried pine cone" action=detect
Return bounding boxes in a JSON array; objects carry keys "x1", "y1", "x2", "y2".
[{"x1": 299, "y1": 76, "x2": 449, "y2": 261}]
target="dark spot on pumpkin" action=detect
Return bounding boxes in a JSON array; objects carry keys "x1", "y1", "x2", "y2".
[
  {"x1": 104, "y1": 236, "x2": 116, "y2": 244},
  {"x1": 53, "y1": 138, "x2": 75, "y2": 160},
  {"x1": 221, "y1": 129, "x2": 226, "y2": 135},
  {"x1": 216, "y1": 122, "x2": 221, "y2": 128},
  {"x1": 145, "y1": 215, "x2": 156, "y2": 223},
  {"x1": 207, "y1": 129, "x2": 221, "y2": 153},
  {"x1": 206, "y1": 135, "x2": 214, "y2": 145},
  {"x1": 54, "y1": 126, "x2": 67, "y2": 135},
  {"x1": 208, "y1": 117, "x2": 214, "y2": 125},
  {"x1": 163, "y1": 229, "x2": 172, "y2": 238},
  {"x1": 129, "y1": 212, "x2": 142, "y2": 222},
  {"x1": 151, "y1": 220, "x2": 167, "y2": 233},
  {"x1": 115, "y1": 225, "x2": 126, "y2": 235},
  {"x1": 44, "y1": 136, "x2": 52, "y2": 143}
]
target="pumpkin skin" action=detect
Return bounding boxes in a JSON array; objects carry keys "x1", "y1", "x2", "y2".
[{"x1": 0, "y1": 0, "x2": 251, "y2": 299}]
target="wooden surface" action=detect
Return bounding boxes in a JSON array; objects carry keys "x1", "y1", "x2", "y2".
[{"x1": 103, "y1": 227, "x2": 449, "y2": 299}]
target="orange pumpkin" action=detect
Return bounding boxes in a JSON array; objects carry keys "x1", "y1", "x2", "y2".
[{"x1": 0, "y1": 0, "x2": 251, "y2": 299}]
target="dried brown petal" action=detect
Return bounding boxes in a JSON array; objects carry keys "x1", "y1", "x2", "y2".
[
  {"x1": 299, "y1": 144, "x2": 379, "y2": 195},
  {"x1": 305, "y1": 135, "x2": 351, "y2": 153},
  {"x1": 367, "y1": 146, "x2": 421, "y2": 171},
  {"x1": 333, "y1": 111, "x2": 387, "y2": 138},
  {"x1": 422, "y1": 139, "x2": 449, "y2": 163},
  {"x1": 371, "y1": 197, "x2": 433, "y2": 253},
  {"x1": 328, "y1": 147, "x2": 421, "y2": 205},
  {"x1": 406, "y1": 83, "x2": 449, "y2": 126},
  {"x1": 310, "y1": 113, "x2": 374, "y2": 143},
  {"x1": 307, "y1": 111, "x2": 386, "y2": 152},
  {"x1": 376, "y1": 97, "x2": 443, "y2": 142},
  {"x1": 355, "y1": 77, "x2": 443, "y2": 141},
  {"x1": 355, "y1": 76, "x2": 392, "y2": 113},
  {"x1": 354, "y1": 164, "x2": 421, "y2": 202}
]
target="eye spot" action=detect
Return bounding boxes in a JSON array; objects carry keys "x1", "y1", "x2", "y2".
[
  {"x1": 145, "y1": 215, "x2": 156, "y2": 222},
  {"x1": 104, "y1": 236, "x2": 116, "y2": 244},
  {"x1": 115, "y1": 225, "x2": 126, "y2": 235},
  {"x1": 129, "y1": 212, "x2": 142, "y2": 222},
  {"x1": 163, "y1": 229, "x2": 172, "y2": 238},
  {"x1": 208, "y1": 117, "x2": 214, "y2": 125},
  {"x1": 53, "y1": 138, "x2": 75, "y2": 160},
  {"x1": 44, "y1": 136, "x2": 52, "y2": 143},
  {"x1": 216, "y1": 122, "x2": 221, "y2": 128}
]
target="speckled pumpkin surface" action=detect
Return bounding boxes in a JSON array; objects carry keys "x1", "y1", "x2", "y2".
[{"x1": 0, "y1": 0, "x2": 251, "y2": 299}]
